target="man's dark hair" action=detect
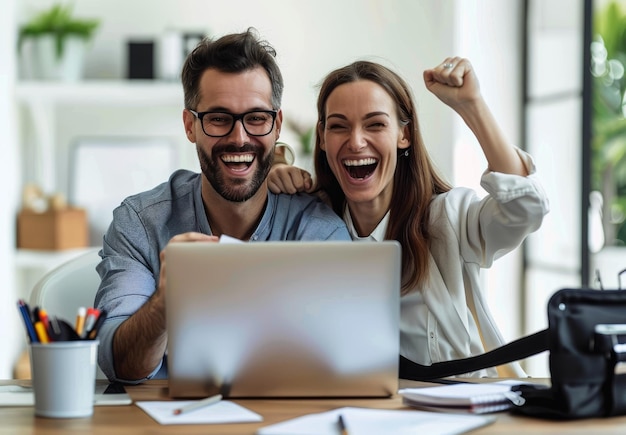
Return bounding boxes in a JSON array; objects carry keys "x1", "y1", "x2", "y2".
[{"x1": 181, "y1": 27, "x2": 283, "y2": 111}]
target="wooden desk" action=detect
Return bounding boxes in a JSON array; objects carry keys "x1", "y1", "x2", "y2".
[{"x1": 2, "y1": 380, "x2": 626, "y2": 434}]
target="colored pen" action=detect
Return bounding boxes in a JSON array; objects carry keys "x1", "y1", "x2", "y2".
[
  {"x1": 82, "y1": 308, "x2": 100, "y2": 338},
  {"x1": 38, "y1": 308, "x2": 50, "y2": 333},
  {"x1": 48, "y1": 316, "x2": 63, "y2": 341},
  {"x1": 172, "y1": 394, "x2": 223, "y2": 415},
  {"x1": 87, "y1": 309, "x2": 107, "y2": 339},
  {"x1": 23, "y1": 301, "x2": 36, "y2": 324},
  {"x1": 75, "y1": 307, "x2": 87, "y2": 336},
  {"x1": 17, "y1": 300, "x2": 38, "y2": 343},
  {"x1": 34, "y1": 321, "x2": 50, "y2": 343},
  {"x1": 338, "y1": 414, "x2": 349, "y2": 435}
]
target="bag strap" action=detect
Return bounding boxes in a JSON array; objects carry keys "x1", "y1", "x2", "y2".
[{"x1": 399, "y1": 328, "x2": 550, "y2": 380}]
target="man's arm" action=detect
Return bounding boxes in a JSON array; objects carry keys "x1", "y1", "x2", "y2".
[
  {"x1": 112, "y1": 283, "x2": 168, "y2": 380},
  {"x1": 110, "y1": 231, "x2": 218, "y2": 381}
]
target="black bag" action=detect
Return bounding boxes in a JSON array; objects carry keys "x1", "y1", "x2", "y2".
[{"x1": 399, "y1": 288, "x2": 626, "y2": 419}]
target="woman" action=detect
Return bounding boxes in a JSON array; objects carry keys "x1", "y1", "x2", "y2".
[{"x1": 270, "y1": 58, "x2": 549, "y2": 377}]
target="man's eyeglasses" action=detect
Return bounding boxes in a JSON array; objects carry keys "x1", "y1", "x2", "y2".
[{"x1": 189, "y1": 109, "x2": 278, "y2": 138}]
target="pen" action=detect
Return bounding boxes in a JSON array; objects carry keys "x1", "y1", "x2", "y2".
[
  {"x1": 338, "y1": 414, "x2": 348, "y2": 435},
  {"x1": 87, "y1": 309, "x2": 107, "y2": 339},
  {"x1": 48, "y1": 316, "x2": 63, "y2": 341},
  {"x1": 38, "y1": 308, "x2": 50, "y2": 333},
  {"x1": 172, "y1": 393, "x2": 223, "y2": 415},
  {"x1": 17, "y1": 300, "x2": 38, "y2": 343},
  {"x1": 82, "y1": 308, "x2": 100, "y2": 338},
  {"x1": 34, "y1": 321, "x2": 50, "y2": 343},
  {"x1": 429, "y1": 378, "x2": 470, "y2": 385}
]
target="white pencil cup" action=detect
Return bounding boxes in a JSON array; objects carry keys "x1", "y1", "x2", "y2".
[{"x1": 30, "y1": 340, "x2": 99, "y2": 418}]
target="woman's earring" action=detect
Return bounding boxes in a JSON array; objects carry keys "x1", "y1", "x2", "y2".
[{"x1": 398, "y1": 147, "x2": 410, "y2": 158}]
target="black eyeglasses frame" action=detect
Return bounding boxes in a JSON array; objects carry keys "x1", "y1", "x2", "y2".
[{"x1": 188, "y1": 109, "x2": 278, "y2": 138}]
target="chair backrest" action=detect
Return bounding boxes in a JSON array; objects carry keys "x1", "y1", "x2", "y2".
[{"x1": 29, "y1": 247, "x2": 106, "y2": 379}]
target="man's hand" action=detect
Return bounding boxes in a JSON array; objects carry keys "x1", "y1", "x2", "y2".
[{"x1": 157, "y1": 232, "x2": 219, "y2": 299}]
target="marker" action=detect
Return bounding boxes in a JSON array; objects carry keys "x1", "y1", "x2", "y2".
[
  {"x1": 75, "y1": 307, "x2": 87, "y2": 336},
  {"x1": 82, "y1": 308, "x2": 100, "y2": 338},
  {"x1": 87, "y1": 310, "x2": 107, "y2": 340},
  {"x1": 34, "y1": 321, "x2": 50, "y2": 343},
  {"x1": 172, "y1": 394, "x2": 223, "y2": 415},
  {"x1": 38, "y1": 308, "x2": 50, "y2": 333}
]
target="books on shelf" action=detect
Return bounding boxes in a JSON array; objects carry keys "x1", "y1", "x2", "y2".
[{"x1": 398, "y1": 381, "x2": 527, "y2": 414}]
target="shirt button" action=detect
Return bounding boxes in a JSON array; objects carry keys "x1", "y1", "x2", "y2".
[{"x1": 430, "y1": 332, "x2": 435, "y2": 339}]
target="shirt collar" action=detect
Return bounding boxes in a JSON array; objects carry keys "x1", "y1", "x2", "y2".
[{"x1": 343, "y1": 206, "x2": 390, "y2": 242}]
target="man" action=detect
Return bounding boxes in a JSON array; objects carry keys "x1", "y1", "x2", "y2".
[{"x1": 95, "y1": 29, "x2": 350, "y2": 383}]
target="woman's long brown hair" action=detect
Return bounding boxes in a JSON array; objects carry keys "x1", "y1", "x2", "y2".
[{"x1": 313, "y1": 61, "x2": 451, "y2": 294}]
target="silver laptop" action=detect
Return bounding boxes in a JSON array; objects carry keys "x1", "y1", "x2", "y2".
[{"x1": 165, "y1": 241, "x2": 401, "y2": 399}]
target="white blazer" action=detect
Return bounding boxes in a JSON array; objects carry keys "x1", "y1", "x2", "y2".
[{"x1": 346, "y1": 148, "x2": 549, "y2": 377}]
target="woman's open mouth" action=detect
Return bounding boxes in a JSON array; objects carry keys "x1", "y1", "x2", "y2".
[{"x1": 343, "y1": 158, "x2": 378, "y2": 180}]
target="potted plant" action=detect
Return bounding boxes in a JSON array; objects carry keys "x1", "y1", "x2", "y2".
[
  {"x1": 284, "y1": 117, "x2": 315, "y2": 172},
  {"x1": 18, "y1": 3, "x2": 100, "y2": 81}
]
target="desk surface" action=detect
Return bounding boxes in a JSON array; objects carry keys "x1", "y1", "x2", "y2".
[{"x1": 2, "y1": 379, "x2": 626, "y2": 434}]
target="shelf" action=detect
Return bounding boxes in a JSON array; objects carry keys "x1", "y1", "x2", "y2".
[
  {"x1": 15, "y1": 247, "x2": 97, "y2": 270},
  {"x1": 15, "y1": 80, "x2": 184, "y2": 193},
  {"x1": 15, "y1": 80, "x2": 183, "y2": 105}
]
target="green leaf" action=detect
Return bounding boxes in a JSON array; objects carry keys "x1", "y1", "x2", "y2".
[{"x1": 18, "y1": 3, "x2": 100, "y2": 59}]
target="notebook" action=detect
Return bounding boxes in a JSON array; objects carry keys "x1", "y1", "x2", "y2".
[
  {"x1": 165, "y1": 240, "x2": 401, "y2": 399},
  {"x1": 399, "y1": 381, "x2": 527, "y2": 414},
  {"x1": 256, "y1": 406, "x2": 495, "y2": 435}
]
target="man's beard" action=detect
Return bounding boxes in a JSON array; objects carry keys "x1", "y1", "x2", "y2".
[{"x1": 197, "y1": 143, "x2": 274, "y2": 202}]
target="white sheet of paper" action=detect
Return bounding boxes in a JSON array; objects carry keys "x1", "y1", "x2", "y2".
[
  {"x1": 0, "y1": 385, "x2": 33, "y2": 406},
  {"x1": 0, "y1": 384, "x2": 132, "y2": 407},
  {"x1": 136, "y1": 400, "x2": 263, "y2": 425},
  {"x1": 256, "y1": 406, "x2": 495, "y2": 435},
  {"x1": 219, "y1": 234, "x2": 244, "y2": 243}
]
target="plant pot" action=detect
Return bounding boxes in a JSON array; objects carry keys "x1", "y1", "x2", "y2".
[{"x1": 20, "y1": 34, "x2": 87, "y2": 82}]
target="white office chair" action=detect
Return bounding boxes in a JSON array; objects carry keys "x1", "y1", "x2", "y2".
[{"x1": 28, "y1": 247, "x2": 107, "y2": 379}]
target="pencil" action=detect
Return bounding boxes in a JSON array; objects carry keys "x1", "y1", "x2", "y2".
[
  {"x1": 75, "y1": 307, "x2": 87, "y2": 336},
  {"x1": 172, "y1": 394, "x2": 223, "y2": 415},
  {"x1": 338, "y1": 414, "x2": 348, "y2": 435}
]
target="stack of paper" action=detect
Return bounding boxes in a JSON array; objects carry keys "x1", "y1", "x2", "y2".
[
  {"x1": 0, "y1": 384, "x2": 132, "y2": 407},
  {"x1": 257, "y1": 406, "x2": 495, "y2": 435},
  {"x1": 399, "y1": 381, "x2": 526, "y2": 414}
]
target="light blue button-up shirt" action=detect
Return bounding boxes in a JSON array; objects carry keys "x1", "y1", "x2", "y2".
[{"x1": 94, "y1": 169, "x2": 350, "y2": 383}]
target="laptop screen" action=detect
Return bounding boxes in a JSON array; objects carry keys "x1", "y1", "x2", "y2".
[{"x1": 165, "y1": 241, "x2": 401, "y2": 398}]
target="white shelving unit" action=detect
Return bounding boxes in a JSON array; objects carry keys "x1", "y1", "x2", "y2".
[
  {"x1": 14, "y1": 79, "x2": 183, "y2": 298},
  {"x1": 15, "y1": 80, "x2": 182, "y2": 193}
]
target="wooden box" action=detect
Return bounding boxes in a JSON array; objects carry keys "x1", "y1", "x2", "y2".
[{"x1": 17, "y1": 208, "x2": 88, "y2": 250}]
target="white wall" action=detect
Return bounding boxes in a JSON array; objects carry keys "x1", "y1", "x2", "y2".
[
  {"x1": 453, "y1": 0, "x2": 526, "y2": 344},
  {"x1": 17, "y1": 0, "x2": 456, "y2": 179},
  {"x1": 4, "y1": 0, "x2": 530, "y2": 378},
  {"x1": 1, "y1": 0, "x2": 19, "y2": 379}
]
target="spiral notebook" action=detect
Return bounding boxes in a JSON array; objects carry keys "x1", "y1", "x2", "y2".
[{"x1": 398, "y1": 381, "x2": 527, "y2": 414}]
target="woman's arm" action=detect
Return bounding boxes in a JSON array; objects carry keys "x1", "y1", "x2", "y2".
[{"x1": 423, "y1": 57, "x2": 528, "y2": 176}]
